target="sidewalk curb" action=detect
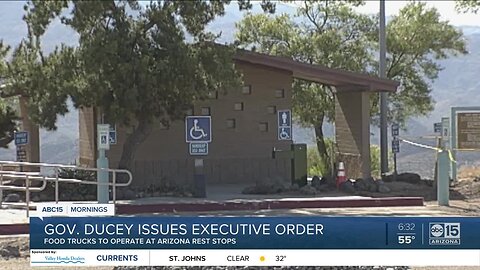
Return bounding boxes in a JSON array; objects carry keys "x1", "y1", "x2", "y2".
[
  {"x1": 116, "y1": 197, "x2": 424, "y2": 214},
  {"x1": 0, "y1": 224, "x2": 29, "y2": 235}
]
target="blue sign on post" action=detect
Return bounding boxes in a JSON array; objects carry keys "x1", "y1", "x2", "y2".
[
  {"x1": 109, "y1": 125, "x2": 117, "y2": 144},
  {"x1": 391, "y1": 123, "x2": 399, "y2": 137},
  {"x1": 14, "y1": 131, "x2": 28, "y2": 145},
  {"x1": 278, "y1": 110, "x2": 292, "y2": 140},
  {"x1": 186, "y1": 116, "x2": 212, "y2": 143},
  {"x1": 434, "y1": 122, "x2": 442, "y2": 134},
  {"x1": 392, "y1": 138, "x2": 400, "y2": 153},
  {"x1": 189, "y1": 142, "x2": 208, "y2": 155}
]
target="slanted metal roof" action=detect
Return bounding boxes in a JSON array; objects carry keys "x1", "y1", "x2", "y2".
[{"x1": 234, "y1": 49, "x2": 399, "y2": 92}]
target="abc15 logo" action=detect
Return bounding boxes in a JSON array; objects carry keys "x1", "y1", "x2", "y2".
[{"x1": 429, "y1": 223, "x2": 460, "y2": 239}]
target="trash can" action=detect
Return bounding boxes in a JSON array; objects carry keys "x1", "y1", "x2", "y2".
[{"x1": 291, "y1": 144, "x2": 307, "y2": 187}]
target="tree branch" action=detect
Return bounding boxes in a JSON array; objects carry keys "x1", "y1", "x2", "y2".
[
  {"x1": 0, "y1": 92, "x2": 21, "y2": 98},
  {"x1": 387, "y1": 52, "x2": 400, "y2": 78},
  {"x1": 304, "y1": 1, "x2": 321, "y2": 32},
  {"x1": 0, "y1": 88, "x2": 24, "y2": 98},
  {"x1": 386, "y1": 29, "x2": 420, "y2": 78},
  {"x1": 319, "y1": 0, "x2": 329, "y2": 30},
  {"x1": 0, "y1": 135, "x2": 14, "y2": 148}
]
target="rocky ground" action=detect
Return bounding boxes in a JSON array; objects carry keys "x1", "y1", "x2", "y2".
[{"x1": 241, "y1": 171, "x2": 480, "y2": 204}]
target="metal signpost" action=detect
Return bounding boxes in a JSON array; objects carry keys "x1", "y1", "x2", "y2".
[
  {"x1": 441, "y1": 117, "x2": 449, "y2": 148},
  {"x1": 186, "y1": 116, "x2": 211, "y2": 197},
  {"x1": 434, "y1": 118, "x2": 451, "y2": 206},
  {"x1": 437, "y1": 149, "x2": 450, "y2": 206},
  {"x1": 391, "y1": 123, "x2": 399, "y2": 180},
  {"x1": 14, "y1": 131, "x2": 29, "y2": 171},
  {"x1": 277, "y1": 110, "x2": 292, "y2": 141},
  {"x1": 97, "y1": 124, "x2": 110, "y2": 203}
]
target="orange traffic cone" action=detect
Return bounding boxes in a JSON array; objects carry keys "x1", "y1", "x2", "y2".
[{"x1": 336, "y1": 161, "x2": 346, "y2": 189}]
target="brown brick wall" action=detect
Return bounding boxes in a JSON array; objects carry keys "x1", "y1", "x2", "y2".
[
  {"x1": 335, "y1": 91, "x2": 371, "y2": 179},
  {"x1": 78, "y1": 62, "x2": 294, "y2": 186},
  {"x1": 335, "y1": 92, "x2": 363, "y2": 155}
]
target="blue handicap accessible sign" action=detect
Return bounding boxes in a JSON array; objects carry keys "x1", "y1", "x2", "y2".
[
  {"x1": 278, "y1": 127, "x2": 292, "y2": 140},
  {"x1": 278, "y1": 110, "x2": 292, "y2": 140},
  {"x1": 186, "y1": 116, "x2": 212, "y2": 143},
  {"x1": 109, "y1": 125, "x2": 117, "y2": 144}
]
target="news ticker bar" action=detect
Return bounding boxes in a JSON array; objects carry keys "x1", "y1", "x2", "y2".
[
  {"x1": 30, "y1": 249, "x2": 480, "y2": 266},
  {"x1": 30, "y1": 217, "x2": 480, "y2": 249}
]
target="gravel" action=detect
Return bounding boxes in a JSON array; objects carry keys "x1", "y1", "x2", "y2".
[{"x1": 113, "y1": 267, "x2": 411, "y2": 270}]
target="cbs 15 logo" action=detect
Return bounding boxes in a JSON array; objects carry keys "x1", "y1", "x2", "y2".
[{"x1": 429, "y1": 223, "x2": 461, "y2": 245}]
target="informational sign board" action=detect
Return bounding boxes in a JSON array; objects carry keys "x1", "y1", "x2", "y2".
[
  {"x1": 277, "y1": 110, "x2": 292, "y2": 140},
  {"x1": 456, "y1": 112, "x2": 480, "y2": 149},
  {"x1": 434, "y1": 122, "x2": 442, "y2": 134},
  {"x1": 14, "y1": 131, "x2": 28, "y2": 146},
  {"x1": 186, "y1": 116, "x2": 212, "y2": 143},
  {"x1": 189, "y1": 142, "x2": 208, "y2": 156},
  {"x1": 391, "y1": 123, "x2": 399, "y2": 137},
  {"x1": 109, "y1": 125, "x2": 117, "y2": 145},
  {"x1": 16, "y1": 145, "x2": 27, "y2": 162},
  {"x1": 97, "y1": 124, "x2": 110, "y2": 150},
  {"x1": 392, "y1": 138, "x2": 400, "y2": 153}
]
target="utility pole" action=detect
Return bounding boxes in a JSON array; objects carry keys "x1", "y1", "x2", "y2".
[{"x1": 379, "y1": 0, "x2": 389, "y2": 177}]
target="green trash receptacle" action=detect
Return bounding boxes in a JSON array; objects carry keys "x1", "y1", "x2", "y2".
[{"x1": 291, "y1": 143, "x2": 307, "y2": 187}]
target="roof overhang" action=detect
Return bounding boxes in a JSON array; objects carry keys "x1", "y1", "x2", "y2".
[{"x1": 234, "y1": 50, "x2": 399, "y2": 93}]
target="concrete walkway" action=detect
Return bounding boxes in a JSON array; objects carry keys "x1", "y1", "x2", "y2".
[{"x1": 119, "y1": 183, "x2": 353, "y2": 204}]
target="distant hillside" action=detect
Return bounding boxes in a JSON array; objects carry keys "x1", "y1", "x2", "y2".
[
  {"x1": 0, "y1": 1, "x2": 78, "y2": 163},
  {"x1": 0, "y1": 2, "x2": 479, "y2": 175}
]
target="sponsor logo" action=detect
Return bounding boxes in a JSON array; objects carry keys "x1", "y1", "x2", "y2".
[{"x1": 32, "y1": 254, "x2": 86, "y2": 265}]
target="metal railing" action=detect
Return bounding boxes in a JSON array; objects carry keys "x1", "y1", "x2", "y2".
[{"x1": 0, "y1": 161, "x2": 133, "y2": 216}]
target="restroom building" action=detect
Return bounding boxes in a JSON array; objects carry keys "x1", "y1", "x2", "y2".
[{"x1": 78, "y1": 49, "x2": 398, "y2": 187}]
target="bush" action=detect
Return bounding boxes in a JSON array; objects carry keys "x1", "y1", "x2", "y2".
[
  {"x1": 36, "y1": 168, "x2": 98, "y2": 201},
  {"x1": 307, "y1": 147, "x2": 326, "y2": 177},
  {"x1": 307, "y1": 138, "x2": 335, "y2": 177},
  {"x1": 308, "y1": 141, "x2": 387, "y2": 178},
  {"x1": 370, "y1": 144, "x2": 395, "y2": 178},
  {"x1": 370, "y1": 145, "x2": 381, "y2": 178}
]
